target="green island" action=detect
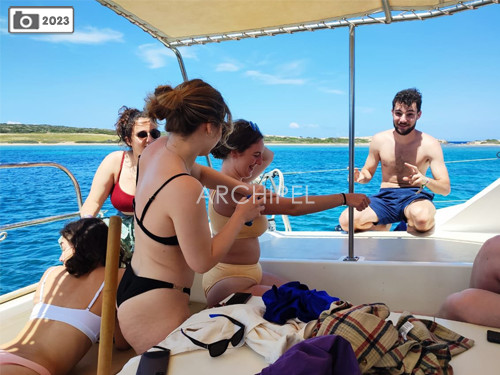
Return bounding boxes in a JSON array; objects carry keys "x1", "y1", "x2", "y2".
[{"x1": 0, "y1": 123, "x2": 498, "y2": 145}]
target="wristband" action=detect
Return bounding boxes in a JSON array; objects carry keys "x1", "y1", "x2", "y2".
[
  {"x1": 421, "y1": 178, "x2": 430, "y2": 189},
  {"x1": 341, "y1": 193, "x2": 347, "y2": 206}
]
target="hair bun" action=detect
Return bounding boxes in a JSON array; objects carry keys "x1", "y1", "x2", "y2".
[{"x1": 154, "y1": 85, "x2": 172, "y2": 96}]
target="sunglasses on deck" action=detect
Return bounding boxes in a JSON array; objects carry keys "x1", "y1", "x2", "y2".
[
  {"x1": 180, "y1": 314, "x2": 245, "y2": 357},
  {"x1": 136, "y1": 129, "x2": 161, "y2": 139}
]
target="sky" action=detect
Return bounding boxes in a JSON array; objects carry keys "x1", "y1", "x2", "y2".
[{"x1": 1, "y1": 0, "x2": 499, "y2": 141}]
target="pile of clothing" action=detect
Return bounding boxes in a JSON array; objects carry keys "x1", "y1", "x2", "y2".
[
  {"x1": 260, "y1": 282, "x2": 474, "y2": 375},
  {"x1": 122, "y1": 281, "x2": 474, "y2": 375}
]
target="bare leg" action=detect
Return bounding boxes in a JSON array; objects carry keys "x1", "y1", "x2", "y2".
[
  {"x1": 0, "y1": 365, "x2": 40, "y2": 375},
  {"x1": 438, "y1": 288, "x2": 500, "y2": 328},
  {"x1": 470, "y1": 235, "x2": 500, "y2": 292},
  {"x1": 405, "y1": 199, "x2": 436, "y2": 233},
  {"x1": 339, "y1": 206, "x2": 387, "y2": 232},
  {"x1": 205, "y1": 271, "x2": 287, "y2": 307},
  {"x1": 438, "y1": 235, "x2": 500, "y2": 328}
]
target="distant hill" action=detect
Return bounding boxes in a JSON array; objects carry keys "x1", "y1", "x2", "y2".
[
  {"x1": 0, "y1": 123, "x2": 498, "y2": 145},
  {"x1": 0, "y1": 123, "x2": 115, "y2": 135},
  {"x1": 0, "y1": 123, "x2": 370, "y2": 144}
]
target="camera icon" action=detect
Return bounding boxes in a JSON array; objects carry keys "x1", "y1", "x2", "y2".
[{"x1": 12, "y1": 11, "x2": 39, "y2": 30}]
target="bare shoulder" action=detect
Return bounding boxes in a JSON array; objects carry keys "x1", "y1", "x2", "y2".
[
  {"x1": 421, "y1": 132, "x2": 443, "y2": 148},
  {"x1": 421, "y1": 131, "x2": 440, "y2": 142},
  {"x1": 43, "y1": 265, "x2": 65, "y2": 276},
  {"x1": 102, "y1": 150, "x2": 125, "y2": 163},
  {"x1": 166, "y1": 175, "x2": 206, "y2": 217},
  {"x1": 37, "y1": 266, "x2": 66, "y2": 289},
  {"x1": 371, "y1": 130, "x2": 392, "y2": 146},
  {"x1": 169, "y1": 174, "x2": 203, "y2": 196},
  {"x1": 94, "y1": 151, "x2": 125, "y2": 178}
]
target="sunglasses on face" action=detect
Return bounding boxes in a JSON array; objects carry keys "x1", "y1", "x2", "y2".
[
  {"x1": 181, "y1": 314, "x2": 245, "y2": 357},
  {"x1": 136, "y1": 128, "x2": 161, "y2": 139},
  {"x1": 58, "y1": 236, "x2": 73, "y2": 253}
]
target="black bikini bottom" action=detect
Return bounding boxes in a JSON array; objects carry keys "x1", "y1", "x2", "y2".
[{"x1": 116, "y1": 263, "x2": 190, "y2": 307}]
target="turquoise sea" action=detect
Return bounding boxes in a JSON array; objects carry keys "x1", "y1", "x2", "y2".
[{"x1": 0, "y1": 144, "x2": 499, "y2": 295}]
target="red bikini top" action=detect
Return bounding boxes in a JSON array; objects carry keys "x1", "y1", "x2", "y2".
[{"x1": 110, "y1": 152, "x2": 134, "y2": 214}]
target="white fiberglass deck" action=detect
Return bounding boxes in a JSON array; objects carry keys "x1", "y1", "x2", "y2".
[{"x1": 259, "y1": 231, "x2": 482, "y2": 263}]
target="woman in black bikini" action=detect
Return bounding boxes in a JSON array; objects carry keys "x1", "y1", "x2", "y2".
[{"x1": 116, "y1": 79, "x2": 265, "y2": 354}]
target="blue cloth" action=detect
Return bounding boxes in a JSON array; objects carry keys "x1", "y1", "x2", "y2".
[
  {"x1": 258, "y1": 335, "x2": 361, "y2": 375},
  {"x1": 262, "y1": 282, "x2": 339, "y2": 324},
  {"x1": 369, "y1": 187, "x2": 434, "y2": 225}
]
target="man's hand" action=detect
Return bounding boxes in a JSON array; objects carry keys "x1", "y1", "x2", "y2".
[
  {"x1": 402, "y1": 162, "x2": 427, "y2": 186},
  {"x1": 351, "y1": 167, "x2": 369, "y2": 183}
]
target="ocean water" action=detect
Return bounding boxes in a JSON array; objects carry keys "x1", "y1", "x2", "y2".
[{"x1": 0, "y1": 144, "x2": 499, "y2": 295}]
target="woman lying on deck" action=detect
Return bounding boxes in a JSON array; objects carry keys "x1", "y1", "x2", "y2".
[
  {"x1": 0, "y1": 218, "x2": 128, "y2": 375},
  {"x1": 204, "y1": 119, "x2": 371, "y2": 307}
]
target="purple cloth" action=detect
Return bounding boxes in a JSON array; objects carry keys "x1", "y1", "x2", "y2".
[
  {"x1": 262, "y1": 281, "x2": 339, "y2": 324},
  {"x1": 258, "y1": 335, "x2": 361, "y2": 375}
]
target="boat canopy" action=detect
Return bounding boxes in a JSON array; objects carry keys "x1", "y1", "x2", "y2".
[
  {"x1": 96, "y1": 0, "x2": 495, "y2": 47},
  {"x1": 95, "y1": 0, "x2": 497, "y2": 260}
]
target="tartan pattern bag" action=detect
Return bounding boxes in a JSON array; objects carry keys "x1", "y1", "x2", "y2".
[
  {"x1": 370, "y1": 312, "x2": 474, "y2": 375},
  {"x1": 310, "y1": 302, "x2": 474, "y2": 375},
  {"x1": 310, "y1": 302, "x2": 399, "y2": 373}
]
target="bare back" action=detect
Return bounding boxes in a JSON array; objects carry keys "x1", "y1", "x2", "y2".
[
  {"x1": 0, "y1": 266, "x2": 106, "y2": 375},
  {"x1": 117, "y1": 138, "x2": 202, "y2": 353}
]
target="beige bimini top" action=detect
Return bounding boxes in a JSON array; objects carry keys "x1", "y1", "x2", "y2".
[{"x1": 208, "y1": 190, "x2": 268, "y2": 239}]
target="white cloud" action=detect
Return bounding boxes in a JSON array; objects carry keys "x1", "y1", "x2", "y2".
[
  {"x1": 289, "y1": 122, "x2": 319, "y2": 129},
  {"x1": 358, "y1": 106, "x2": 375, "y2": 114},
  {"x1": 216, "y1": 62, "x2": 240, "y2": 72},
  {"x1": 137, "y1": 43, "x2": 175, "y2": 69},
  {"x1": 137, "y1": 44, "x2": 198, "y2": 69},
  {"x1": 7, "y1": 121, "x2": 22, "y2": 124},
  {"x1": 319, "y1": 87, "x2": 345, "y2": 95},
  {"x1": 245, "y1": 70, "x2": 305, "y2": 85},
  {"x1": 0, "y1": 17, "x2": 7, "y2": 35},
  {"x1": 33, "y1": 26, "x2": 123, "y2": 44},
  {"x1": 279, "y1": 60, "x2": 306, "y2": 75}
]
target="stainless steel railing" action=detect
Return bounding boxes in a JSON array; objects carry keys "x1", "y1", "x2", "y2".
[
  {"x1": 0, "y1": 162, "x2": 83, "y2": 232},
  {"x1": 0, "y1": 162, "x2": 84, "y2": 301}
]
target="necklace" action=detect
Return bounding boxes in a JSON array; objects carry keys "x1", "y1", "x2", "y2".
[{"x1": 165, "y1": 142, "x2": 190, "y2": 172}]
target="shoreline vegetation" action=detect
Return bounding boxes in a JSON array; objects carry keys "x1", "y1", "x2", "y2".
[{"x1": 0, "y1": 123, "x2": 499, "y2": 146}]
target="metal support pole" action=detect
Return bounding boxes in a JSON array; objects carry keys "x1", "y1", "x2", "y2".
[
  {"x1": 166, "y1": 45, "x2": 215, "y2": 167},
  {"x1": 344, "y1": 25, "x2": 358, "y2": 262},
  {"x1": 169, "y1": 46, "x2": 188, "y2": 82}
]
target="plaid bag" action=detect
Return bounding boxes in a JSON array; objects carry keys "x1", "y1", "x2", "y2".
[
  {"x1": 368, "y1": 312, "x2": 474, "y2": 375},
  {"x1": 310, "y1": 302, "x2": 474, "y2": 375},
  {"x1": 310, "y1": 301, "x2": 399, "y2": 373}
]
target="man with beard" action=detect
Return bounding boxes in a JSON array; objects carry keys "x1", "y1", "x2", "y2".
[{"x1": 339, "y1": 88, "x2": 450, "y2": 233}]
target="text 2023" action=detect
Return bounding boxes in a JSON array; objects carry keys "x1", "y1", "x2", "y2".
[{"x1": 42, "y1": 16, "x2": 70, "y2": 26}]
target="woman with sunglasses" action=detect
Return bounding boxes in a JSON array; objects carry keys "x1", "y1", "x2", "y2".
[
  {"x1": 0, "y1": 218, "x2": 129, "y2": 375},
  {"x1": 116, "y1": 79, "x2": 265, "y2": 354},
  {"x1": 204, "y1": 119, "x2": 371, "y2": 307},
  {"x1": 80, "y1": 106, "x2": 160, "y2": 257}
]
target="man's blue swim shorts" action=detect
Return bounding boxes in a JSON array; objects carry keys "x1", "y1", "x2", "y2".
[{"x1": 369, "y1": 187, "x2": 434, "y2": 225}]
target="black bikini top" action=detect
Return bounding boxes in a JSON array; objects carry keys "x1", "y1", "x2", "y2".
[{"x1": 134, "y1": 159, "x2": 190, "y2": 245}]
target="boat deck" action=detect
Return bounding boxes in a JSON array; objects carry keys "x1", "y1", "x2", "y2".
[
  {"x1": 117, "y1": 297, "x2": 499, "y2": 375},
  {"x1": 260, "y1": 231, "x2": 483, "y2": 263}
]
